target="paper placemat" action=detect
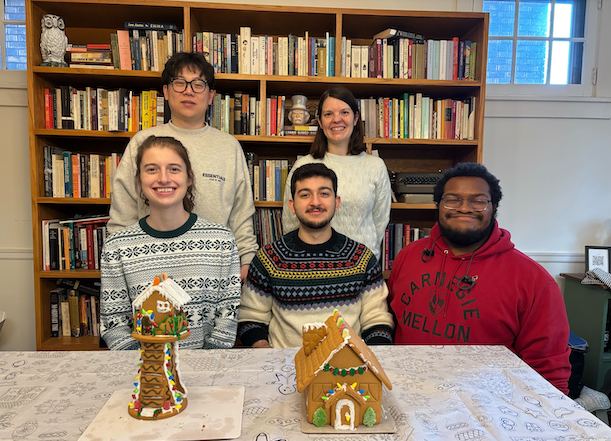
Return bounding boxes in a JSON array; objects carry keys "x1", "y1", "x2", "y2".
[{"x1": 79, "y1": 386, "x2": 244, "y2": 441}]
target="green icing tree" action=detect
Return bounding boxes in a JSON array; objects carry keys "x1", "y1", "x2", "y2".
[
  {"x1": 363, "y1": 406, "x2": 377, "y2": 427},
  {"x1": 313, "y1": 407, "x2": 328, "y2": 427}
]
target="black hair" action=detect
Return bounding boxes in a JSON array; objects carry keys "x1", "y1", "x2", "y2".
[
  {"x1": 310, "y1": 86, "x2": 365, "y2": 159},
  {"x1": 290, "y1": 163, "x2": 338, "y2": 199},
  {"x1": 433, "y1": 162, "x2": 503, "y2": 210},
  {"x1": 161, "y1": 52, "x2": 216, "y2": 90},
  {"x1": 136, "y1": 135, "x2": 196, "y2": 212}
]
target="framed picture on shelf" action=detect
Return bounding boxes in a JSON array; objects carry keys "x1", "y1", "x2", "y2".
[{"x1": 585, "y1": 246, "x2": 611, "y2": 272}]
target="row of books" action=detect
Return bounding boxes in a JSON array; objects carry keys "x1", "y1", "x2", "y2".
[
  {"x1": 111, "y1": 28, "x2": 184, "y2": 71},
  {"x1": 193, "y1": 28, "x2": 337, "y2": 77},
  {"x1": 206, "y1": 92, "x2": 260, "y2": 136},
  {"x1": 359, "y1": 95, "x2": 476, "y2": 141},
  {"x1": 252, "y1": 159, "x2": 290, "y2": 202},
  {"x1": 43, "y1": 86, "x2": 166, "y2": 132},
  {"x1": 50, "y1": 280, "x2": 101, "y2": 338},
  {"x1": 380, "y1": 224, "x2": 432, "y2": 271},
  {"x1": 340, "y1": 37, "x2": 477, "y2": 80},
  {"x1": 42, "y1": 216, "x2": 110, "y2": 271},
  {"x1": 254, "y1": 208, "x2": 283, "y2": 246},
  {"x1": 43, "y1": 146, "x2": 121, "y2": 198}
]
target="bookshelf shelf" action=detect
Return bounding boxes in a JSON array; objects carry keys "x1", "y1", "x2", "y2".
[
  {"x1": 27, "y1": 0, "x2": 487, "y2": 350},
  {"x1": 34, "y1": 129, "x2": 134, "y2": 138},
  {"x1": 37, "y1": 197, "x2": 111, "y2": 205},
  {"x1": 40, "y1": 335, "x2": 102, "y2": 351},
  {"x1": 38, "y1": 270, "x2": 101, "y2": 279}
]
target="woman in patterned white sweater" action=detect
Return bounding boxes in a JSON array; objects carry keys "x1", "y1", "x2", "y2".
[
  {"x1": 100, "y1": 135, "x2": 241, "y2": 350},
  {"x1": 282, "y1": 87, "x2": 391, "y2": 261}
]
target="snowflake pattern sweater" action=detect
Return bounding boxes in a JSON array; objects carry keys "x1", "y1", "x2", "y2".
[
  {"x1": 101, "y1": 214, "x2": 241, "y2": 350},
  {"x1": 238, "y1": 229, "x2": 394, "y2": 348},
  {"x1": 107, "y1": 122, "x2": 258, "y2": 266},
  {"x1": 388, "y1": 221, "x2": 571, "y2": 394}
]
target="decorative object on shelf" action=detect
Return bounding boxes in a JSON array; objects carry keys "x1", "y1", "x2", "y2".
[
  {"x1": 40, "y1": 14, "x2": 68, "y2": 67},
  {"x1": 288, "y1": 95, "x2": 311, "y2": 125},
  {"x1": 585, "y1": 246, "x2": 611, "y2": 273}
]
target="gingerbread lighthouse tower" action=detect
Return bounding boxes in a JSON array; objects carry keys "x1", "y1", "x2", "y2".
[{"x1": 128, "y1": 274, "x2": 191, "y2": 420}]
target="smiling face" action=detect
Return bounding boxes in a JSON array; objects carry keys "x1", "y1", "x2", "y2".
[
  {"x1": 162, "y1": 66, "x2": 214, "y2": 129},
  {"x1": 438, "y1": 176, "x2": 494, "y2": 253},
  {"x1": 318, "y1": 96, "x2": 358, "y2": 152},
  {"x1": 139, "y1": 145, "x2": 192, "y2": 214},
  {"x1": 289, "y1": 176, "x2": 340, "y2": 231}
]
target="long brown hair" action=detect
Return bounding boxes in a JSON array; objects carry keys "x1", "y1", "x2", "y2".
[
  {"x1": 310, "y1": 86, "x2": 366, "y2": 159},
  {"x1": 135, "y1": 135, "x2": 196, "y2": 212}
]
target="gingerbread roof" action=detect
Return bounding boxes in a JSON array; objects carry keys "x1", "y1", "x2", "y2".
[
  {"x1": 132, "y1": 277, "x2": 191, "y2": 310},
  {"x1": 294, "y1": 310, "x2": 392, "y2": 392}
]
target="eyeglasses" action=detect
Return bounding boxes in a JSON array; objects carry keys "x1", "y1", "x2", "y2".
[
  {"x1": 170, "y1": 77, "x2": 208, "y2": 93},
  {"x1": 440, "y1": 196, "x2": 491, "y2": 212}
]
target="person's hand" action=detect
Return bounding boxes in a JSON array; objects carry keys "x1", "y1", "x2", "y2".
[
  {"x1": 252, "y1": 339, "x2": 271, "y2": 348},
  {"x1": 240, "y1": 264, "x2": 250, "y2": 282}
]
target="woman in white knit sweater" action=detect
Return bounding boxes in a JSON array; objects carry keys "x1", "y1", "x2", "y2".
[{"x1": 282, "y1": 87, "x2": 391, "y2": 261}]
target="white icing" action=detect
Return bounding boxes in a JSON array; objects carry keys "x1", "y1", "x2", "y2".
[
  {"x1": 303, "y1": 322, "x2": 326, "y2": 331},
  {"x1": 334, "y1": 398, "x2": 356, "y2": 430},
  {"x1": 132, "y1": 278, "x2": 192, "y2": 311}
]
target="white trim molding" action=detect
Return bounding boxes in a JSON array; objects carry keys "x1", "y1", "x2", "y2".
[
  {"x1": 0, "y1": 248, "x2": 33, "y2": 261},
  {"x1": 485, "y1": 96, "x2": 611, "y2": 120},
  {"x1": 525, "y1": 252, "x2": 583, "y2": 264}
]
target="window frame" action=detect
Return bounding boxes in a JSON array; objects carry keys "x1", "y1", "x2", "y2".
[
  {"x1": 1, "y1": 0, "x2": 27, "y2": 88},
  {"x1": 478, "y1": 0, "x2": 600, "y2": 98}
]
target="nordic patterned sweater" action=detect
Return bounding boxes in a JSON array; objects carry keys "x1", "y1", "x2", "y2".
[
  {"x1": 238, "y1": 229, "x2": 394, "y2": 348},
  {"x1": 100, "y1": 213, "x2": 241, "y2": 350}
]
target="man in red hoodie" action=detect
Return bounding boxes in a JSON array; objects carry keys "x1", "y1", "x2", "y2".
[{"x1": 388, "y1": 163, "x2": 571, "y2": 394}]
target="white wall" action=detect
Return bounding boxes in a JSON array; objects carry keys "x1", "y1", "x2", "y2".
[{"x1": 0, "y1": 0, "x2": 609, "y2": 350}]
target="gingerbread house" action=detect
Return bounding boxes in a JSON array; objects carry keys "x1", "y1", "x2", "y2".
[
  {"x1": 294, "y1": 310, "x2": 392, "y2": 430},
  {"x1": 128, "y1": 274, "x2": 191, "y2": 420}
]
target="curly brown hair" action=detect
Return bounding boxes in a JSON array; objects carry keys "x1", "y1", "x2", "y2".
[{"x1": 135, "y1": 135, "x2": 196, "y2": 212}]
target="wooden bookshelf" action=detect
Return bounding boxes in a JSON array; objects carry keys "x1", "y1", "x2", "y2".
[{"x1": 26, "y1": 0, "x2": 488, "y2": 350}]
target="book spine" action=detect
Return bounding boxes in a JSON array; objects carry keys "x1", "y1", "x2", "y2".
[{"x1": 68, "y1": 289, "x2": 80, "y2": 337}]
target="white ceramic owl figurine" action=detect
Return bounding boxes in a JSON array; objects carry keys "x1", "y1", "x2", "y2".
[{"x1": 40, "y1": 14, "x2": 68, "y2": 66}]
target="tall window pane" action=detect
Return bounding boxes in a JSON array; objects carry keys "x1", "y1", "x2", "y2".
[
  {"x1": 484, "y1": 0, "x2": 515, "y2": 37},
  {"x1": 5, "y1": 24, "x2": 26, "y2": 70},
  {"x1": 487, "y1": 40, "x2": 513, "y2": 84},
  {"x1": 518, "y1": 0, "x2": 551, "y2": 37},
  {"x1": 4, "y1": 0, "x2": 25, "y2": 20},
  {"x1": 2, "y1": 0, "x2": 26, "y2": 70},
  {"x1": 515, "y1": 40, "x2": 548, "y2": 84}
]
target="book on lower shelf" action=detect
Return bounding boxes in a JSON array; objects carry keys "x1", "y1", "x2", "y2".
[
  {"x1": 49, "y1": 280, "x2": 101, "y2": 339},
  {"x1": 254, "y1": 208, "x2": 284, "y2": 246},
  {"x1": 380, "y1": 223, "x2": 432, "y2": 271}
]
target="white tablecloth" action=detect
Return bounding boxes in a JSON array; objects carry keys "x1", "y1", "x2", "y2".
[{"x1": 1, "y1": 345, "x2": 610, "y2": 440}]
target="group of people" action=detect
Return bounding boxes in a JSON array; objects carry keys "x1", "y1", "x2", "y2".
[{"x1": 100, "y1": 52, "x2": 571, "y2": 394}]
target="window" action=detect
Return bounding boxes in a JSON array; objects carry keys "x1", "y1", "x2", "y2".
[
  {"x1": 1, "y1": 0, "x2": 26, "y2": 70},
  {"x1": 484, "y1": 0, "x2": 587, "y2": 85}
]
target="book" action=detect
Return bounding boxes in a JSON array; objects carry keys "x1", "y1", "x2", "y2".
[
  {"x1": 50, "y1": 288, "x2": 61, "y2": 337},
  {"x1": 124, "y1": 21, "x2": 179, "y2": 31},
  {"x1": 60, "y1": 293, "x2": 71, "y2": 337},
  {"x1": 68, "y1": 287, "x2": 80, "y2": 337},
  {"x1": 373, "y1": 28, "x2": 425, "y2": 42}
]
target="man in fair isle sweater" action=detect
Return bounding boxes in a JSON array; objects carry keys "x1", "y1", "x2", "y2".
[{"x1": 238, "y1": 163, "x2": 393, "y2": 348}]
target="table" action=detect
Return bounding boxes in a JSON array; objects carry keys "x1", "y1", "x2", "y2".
[{"x1": 1, "y1": 346, "x2": 610, "y2": 440}]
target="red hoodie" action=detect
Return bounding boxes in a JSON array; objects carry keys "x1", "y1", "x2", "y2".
[{"x1": 388, "y1": 221, "x2": 571, "y2": 394}]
